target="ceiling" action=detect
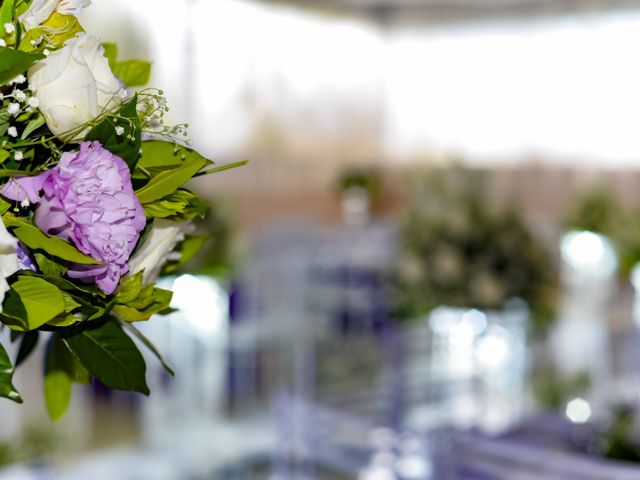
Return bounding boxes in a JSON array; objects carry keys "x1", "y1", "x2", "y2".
[{"x1": 266, "y1": 0, "x2": 640, "y2": 25}]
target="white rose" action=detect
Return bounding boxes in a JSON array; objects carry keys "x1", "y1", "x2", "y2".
[
  {"x1": 0, "y1": 218, "x2": 18, "y2": 312},
  {"x1": 128, "y1": 220, "x2": 195, "y2": 285},
  {"x1": 20, "y1": 0, "x2": 91, "y2": 30},
  {"x1": 28, "y1": 33, "x2": 122, "y2": 140}
]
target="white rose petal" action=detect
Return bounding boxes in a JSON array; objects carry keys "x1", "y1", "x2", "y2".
[
  {"x1": 20, "y1": 0, "x2": 91, "y2": 30},
  {"x1": 0, "y1": 217, "x2": 18, "y2": 312},
  {"x1": 56, "y1": 0, "x2": 92, "y2": 16},
  {"x1": 28, "y1": 33, "x2": 122, "y2": 140},
  {"x1": 128, "y1": 220, "x2": 195, "y2": 285}
]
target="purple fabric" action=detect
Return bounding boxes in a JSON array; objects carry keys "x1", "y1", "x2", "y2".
[{"x1": 2, "y1": 141, "x2": 146, "y2": 294}]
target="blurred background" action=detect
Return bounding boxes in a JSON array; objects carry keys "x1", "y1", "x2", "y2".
[{"x1": 7, "y1": 0, "x2": 640, "y2": 478}]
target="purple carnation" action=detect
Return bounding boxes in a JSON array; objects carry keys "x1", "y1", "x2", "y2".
[{"x1": 2, "y1": 141, "x2": 146, "y2": 294}]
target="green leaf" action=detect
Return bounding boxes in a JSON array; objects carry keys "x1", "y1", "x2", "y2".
[
  {"x1": 113, "y1": 287, "x2": 172, "y2": 322},
  {"x1": 0, "y1": 47, "x2": 43, "y2": 85},
  {"x1": 196, "y1": 159, "x2": 249, "y2": 177},
  {"x1": 44, "y1": 335, "x2": 90, "y2": 420},
  {"x1": 0, "y1": 169, "x2": 40, "y2": 178},
  {"x1": 47, "y1": 292, "x2": 82, "y2": 327},
  {"x1": 20, "y1": 114, "x2": 45, "y2": 139},
  {"x1": 15, "y1": 331, "x2": 38, "y2": 367},
  {"x1": 135, "y1": 156, "x2": 209, "y2": 204},
  {"x1": 142, "y1": 189, "x2": 209, "y2": 221},
  {"x1": 47, "y1": 313, "x2": 78, "y2": 328},
  {"x1": 115, "y1": 271, "x2": 144, "y2": 305},
  {"x1": 0, "y1": 289, "x2": 27, "y2": 330},
  {"x1": 163, "y1": 235, "x2": 208, "y2": 274},
  {"x1": 102, "y1": 42, "x2": 118, "y2": 69},
  {"x1": 44, "y1": 337, "x2": 71, "y2": 420},
  {"x1": 0, "y1": 0, "x2": 14, "y2": 26},
  {"x1": 120, "y1": 321, "x2": 174, "y2": 376},
  {"x1": 112, "y1": 60, "x2": 151, "y2": 87},
  {"x1": 6, "y1": 219, "x2": 99, "y2": 265},
  {"x1": 0, "y1": 149, "x2": 10, "y2": 164},
  {"x1": 138, "y1": 141, "x2": 210, "y2": 169},
  {"x1": 18, "y1": 26, "x2": 47, "y2": 53},
  {"x1": 0, "y1": 197, "x2": 10, "y2": 215},
  {"x1": 101, "y1": 44, "x2": 151, "y2": 87},
  {"x1": 33, "y1": 253, "x2": 67, "y2": 276},
  {"x1": 61, "y1": 292, "x2": 81, "y2": 313},
  {"x1": 63, "y1": 320, "x2": 149, "y2": 395},
  {"x1": 0, "y1": 342, "x2": 22, "y2": 403},
  {"x1": 85, "y1": 96, "x2": 141, "y2": 170},
  {"x1": 11, "y1": 276, "x2": 66, "y2": 330},
  {"x1": 41, "y1": 274, "x2": 104, "y2": 298}
]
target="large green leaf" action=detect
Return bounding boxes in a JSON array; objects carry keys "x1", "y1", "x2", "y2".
[
  {"x1": 44, "y1": 336, "x2": 71, "y2": 420},
  {"x1": 102, "y1": 42, "x2": 118, "y2": 69},
  {"x1": 0, "y1": 0, "x2": 14, "y2": 26},
  {"x1": 112, "y1": 60, "x2": 151, "y2": 87},
  {"x1": 0, "y1": 342, "x2": 22, "y2": 403},
  {"x1": 15, "y1": 331, "x2": 38, "y2": 367},
  {"x1": 44, "y1": 335, "x2": 90, "y2": 420},
  {"x1": 138, "y1": 141, "x2": 191, "y2": 169},
  {"x1": 135, "y1": 156, "x2": 209, "y2": 204},
  {"x1": 0, "y1": 47, "x2": 43, "y2": 85},
  {"x1": 63, "y1": 320, "x2": 149, "y2": 395},
  {"x1": 10, "y1": 223, "x2": 99, "y2": 265},
  {"x1": 86, "y1": 96, "x2": 141, "y2": 170},
  {"x1": 11, "y1": 276, "x2": 66, "y2": 330}
]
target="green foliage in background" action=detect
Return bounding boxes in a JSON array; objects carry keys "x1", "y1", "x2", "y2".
[
  {"x1": 336, "y1": 167, "x2": 382, "y2": 205},
  {"x1": 565, "y1": 185, "x2": 640, "y2": 278},
  {"x1": 393, "y1": 167, "x2": 557, "y2": 333}
]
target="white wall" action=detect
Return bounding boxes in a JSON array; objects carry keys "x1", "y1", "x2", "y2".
[{"x1": 81, "y1": 1, "x2": 640, "y2": 167}]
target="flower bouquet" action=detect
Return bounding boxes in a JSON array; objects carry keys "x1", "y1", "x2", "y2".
[
  {"x1": 393, "y1": 167, "x2": 556, "y2": 332},
  {"x1": 0, "y1": 0, "x2": 245, "y2": 419}
]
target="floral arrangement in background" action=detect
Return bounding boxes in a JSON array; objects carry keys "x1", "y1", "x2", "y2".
[
  {"x1": 393, "y1": 167, "x2": 557, "y2": 332},
  {"x1": 0, "y1": 0, "x2": 245, "y2": 418}
]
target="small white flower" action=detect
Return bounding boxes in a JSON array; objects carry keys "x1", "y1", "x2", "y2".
[
  {"x1": 7, "y1": 127, "x2": 17, "y2": 138},
  {"x1": 13, "y1": 90, "x2": 26, "y2": 101},
  {"x1": 4, "y1": 23, "x2": 15, "y2": 34},
  {"x1": 10, "y1": 75, "x2": 26, "y2": 85},
  {"x1": 0, "y1": 39, "x2": 6, "y2": 47},
  {"x1": 20, "y1": 198, "x2": 29, "y2": 208},
  {"x1": 14, "y1": 151, "x2": 23, "y2": 161},
  {"x1": 27, "y1": 97, "x2": 39, "y2": 108},
  {"x1": 7, "y1": 103, "x2": 20, "y2": 116},
  {"x1": 43, "y1": 49, "x2": 50, "y2": 56},
  {"x1": 115, "y1": 126, "x2": 125, "y2": 136}
]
